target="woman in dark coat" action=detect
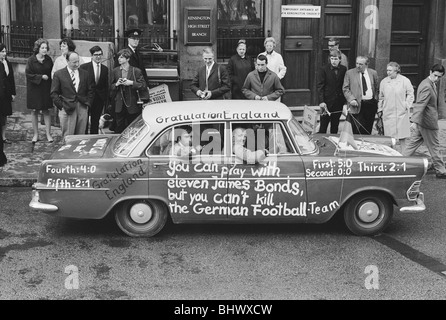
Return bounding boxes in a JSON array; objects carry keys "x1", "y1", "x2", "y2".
[
  {"x1": 26, "y1": 38, "x2": 54, "y2": 143},
  {"x1": 0, "y1": 43, "x2": 16, "y2": 168},
  {"x1": 227, "y1": 39, "x2": 255, "y2": 99}
]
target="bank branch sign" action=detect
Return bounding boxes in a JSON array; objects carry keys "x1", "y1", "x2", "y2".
[
  {"x1": 185, "y1": 8, "x2": 212, "y2": 45},
  {"x1": 281, "y1": 5, "x2": 321, "y2": 18}
]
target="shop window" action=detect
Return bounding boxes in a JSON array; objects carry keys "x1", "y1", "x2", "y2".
[
  {"x1": 125, "y1": 0, "x2": 170, "y2": 48},
  {"x1": 217, "y1": 0, "x2": 265, "y2": 62},
  {"x1": 124, "y1": 0, "x2": 177, "y2": 69},
  {"x1": 61, "y1": 0, "x2": 114, "y2": 40},
  {"x1": 10, "y1": 0, "x2": 43, "y2": 27},
  {"x1": 6, "y1": 0, "x2": 43, "y2": 57}
]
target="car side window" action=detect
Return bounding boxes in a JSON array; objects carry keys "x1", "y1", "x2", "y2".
[
  {"x1": 270, "y1": 123, "x2": 293, "y2": 154},
  {"x1": 230, "y1": 122, "x2": 294, "y2": 156},
  {"x1": 147, "y1": 123, "x2": 225, "y2": 158},
  {"x1": 147, "y1": 129, "x2": 172, "y2": 156}
]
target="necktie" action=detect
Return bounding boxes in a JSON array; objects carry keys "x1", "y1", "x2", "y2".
[
  {"x1": 205, "y1": 66, "x2": 211, "y2": 91},
  {"x1": 333, "y1": 67, "x2": 339, "y2": 77},
  {"x1": 71, "y1": 71, "x2": 77, "y2": 91},
  {"x1": 96, "y1": 63, "x2": 100, "y2": 84},
  {"x1": 361, "y1": 72, "x2": 368, "y2": 95}
]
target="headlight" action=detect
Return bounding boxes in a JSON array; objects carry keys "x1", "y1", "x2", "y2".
[
  {"x1": 391, "y1": 138, "x2": 397, "y2": 148},
  {"x1": 423, "y1": 158, "x2": 429, "y2": 176}
]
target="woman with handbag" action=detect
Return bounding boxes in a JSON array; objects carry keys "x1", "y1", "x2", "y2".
[{"x1": 111, "y1": 48, "x2": 148, "y2": 134}]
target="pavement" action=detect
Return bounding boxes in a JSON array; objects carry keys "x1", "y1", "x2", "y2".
[{"x1": 1, "y1": 111, "x2": 446, "y2": 188}]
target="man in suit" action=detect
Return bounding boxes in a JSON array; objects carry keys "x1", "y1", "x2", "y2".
[
  {"x1": 317, "y1": 49, "x2": 347, "y2": 134},
  {"x1": 80, "y1": 46, "x2": 109, "y2": 134},
  {"x1": 242, "y1": 54, "x2": 284, "y2": 101},
  {"x1": 403, "y1": 64, "x2": 446, "y2": 179},
  {"x1": 190, "y1": 47, "x2": 231, "y2": 100},
  {"x1": 124, "y1": 28, "x2": 148, "y2": 83},
  {"x1": 51, "y1": 51, "x2": 95, "y2": 137},
  {"x1": 343, "y1": 56, "x2": 379, "y2": 135}
]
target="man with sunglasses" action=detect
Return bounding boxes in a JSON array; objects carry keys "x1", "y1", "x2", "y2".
[{"x1": 328, "y1": 37, "x2": 348, "y2": 68}]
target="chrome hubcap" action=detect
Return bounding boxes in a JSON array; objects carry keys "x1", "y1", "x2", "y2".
[
  {"x1": 129, "y1": 203, "x2": 153, "y2": 224},
  {"x1": 357, "y1": 202, "x2": 380, "y2": 223}
]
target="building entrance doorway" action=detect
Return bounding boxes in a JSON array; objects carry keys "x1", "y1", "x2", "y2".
[
  {"x1": 281, "y1": 0, "x2": 358, "y2": 107},
  {"x1": 390, "y1": 0, "x2": 430, "y2": 90}
]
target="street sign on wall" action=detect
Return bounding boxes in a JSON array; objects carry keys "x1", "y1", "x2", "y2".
[{"x1": 281, "y1": 5, "x2": 321, "y2": 18}]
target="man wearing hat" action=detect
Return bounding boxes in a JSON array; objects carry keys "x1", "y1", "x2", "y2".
[{"x1": 123, "y1": 28, "x2": 148, "y2": 83}]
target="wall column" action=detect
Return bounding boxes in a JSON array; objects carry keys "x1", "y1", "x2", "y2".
[
  {"x1": 0, "y1": 0, "x2": 11, "y2": 27},
  {"x1": 42, "y1": 0, "x2": 61, "y2": 39},
  {"x1": 179, "y1": 0, "x2": 218, "y2": 100}
]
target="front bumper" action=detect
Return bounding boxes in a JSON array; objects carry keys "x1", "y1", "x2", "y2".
[
  {"x1": 29, "y1": 190, "x2": 59, "y2": 213},
  {"x1": 399, "y1": 192, "x2": 425, "y2": 213}
]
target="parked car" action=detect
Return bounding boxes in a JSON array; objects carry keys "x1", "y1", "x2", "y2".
[{"x1": 30, "y1": 101, "x2": 427, "y2": 237}]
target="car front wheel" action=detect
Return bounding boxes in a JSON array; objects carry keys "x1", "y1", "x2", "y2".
[
  {"x1": 115, "y1": 200, "x2": 167, "y2": 237},
  {"x1": 344, "y1": 192, "x2": 393, "y2": 236}
]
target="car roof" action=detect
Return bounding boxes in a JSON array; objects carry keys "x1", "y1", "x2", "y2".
[{"x1": 142, "y1": 100, "x2": 293, "y2": 132}]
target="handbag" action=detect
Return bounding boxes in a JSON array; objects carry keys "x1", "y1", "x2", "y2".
[
  {"x1": 133, "y1": 68, "x2": 150, "y2": 104},
  {"x1": 375, "y1": 111, "x2": 384, "y2": 135}
]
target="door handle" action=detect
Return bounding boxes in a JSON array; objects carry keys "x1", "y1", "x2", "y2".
[
  {"x1": 153, "y1": 163, "x2": 168, "y2": 167},
  {"x1": 296, "y1": 42, "x2": 302, "y2": 47}
]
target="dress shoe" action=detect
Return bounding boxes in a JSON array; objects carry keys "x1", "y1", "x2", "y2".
[
  {"x1": 436, "y1": 172, "x2": 446, "y2": 179},
  {"x1": 3, "y1": 139, "x2": 11, "y2": 144}
]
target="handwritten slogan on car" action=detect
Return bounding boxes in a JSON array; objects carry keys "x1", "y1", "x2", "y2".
[{"x1": 167, "y1": 161, "x2": 315, "y2": 218}]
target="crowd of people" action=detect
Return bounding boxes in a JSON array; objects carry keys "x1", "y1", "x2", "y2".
[{"x1": 1, "y1": 34, "x2": 446, "y2": 178}]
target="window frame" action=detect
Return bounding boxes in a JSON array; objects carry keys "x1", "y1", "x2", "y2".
[
  {"x1": 146, "y1": 122, "x2": 227, "y2": 159},
  {"x1": 229, "y1": 121, "x2": 297, "y2": 159}
]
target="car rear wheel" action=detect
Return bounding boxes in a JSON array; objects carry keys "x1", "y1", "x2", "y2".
[
  {"x1": 115, "y1": 200, "x2": 167, "y2": 237},
  {"x1": 344, "y1": 192, "x2": 393, "y2": 236}
]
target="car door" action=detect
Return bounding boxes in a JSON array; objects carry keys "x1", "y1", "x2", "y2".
[
  {"x1": 301, "y1": 154, "x2": 345, "y2": 223},
  {"x1": 146, "y1": 122, "x2": 229, "y2": 223},
  {"x1": 226, "y1": 121, "x2": 308, "y2": 222}
]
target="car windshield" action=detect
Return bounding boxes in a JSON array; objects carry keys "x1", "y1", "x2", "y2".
[
  {"x1": 113, "y1": 116, "x2": 150, "y2": 156},
  {"x1": 288, "y1": 118, "x2": 317, "y2": 154}
]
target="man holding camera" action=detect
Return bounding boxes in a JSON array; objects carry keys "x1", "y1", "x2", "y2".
[{"x1": 111, "y1": 48, "x2": 147, "y2": 134}]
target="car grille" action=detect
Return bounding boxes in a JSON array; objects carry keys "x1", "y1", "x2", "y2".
[{"x1": 407, "y1": 181, "x2": 422, "y2": 201}]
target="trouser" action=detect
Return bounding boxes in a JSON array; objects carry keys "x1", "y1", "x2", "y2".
[
  {"x1": 0, "y1": 137, "x2": 6, "y2": 166},
  {"x1": 319, "y1": 112, "x2": 343, "y2": 134},
  {"x1": 403, "y1": 123, "x2": 446, "y2": 174},
  {"x1": 59, "y1": 102, "x2": 88, "y2": 138},
  {"x1": 352, "y1": 99, "x2": 378, "y2": 135},
  {"x1": 86, "y1": 96, "x2": 105, "y2": 134}
]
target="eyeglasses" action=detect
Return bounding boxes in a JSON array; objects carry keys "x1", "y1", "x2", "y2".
[{"x1": 93, "y1": 53, "x2": 103, "y2": 57}]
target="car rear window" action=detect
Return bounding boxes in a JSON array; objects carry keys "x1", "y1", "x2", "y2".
[{"x1": 113, "y1": 116, "x2": 150, "y2": 156}]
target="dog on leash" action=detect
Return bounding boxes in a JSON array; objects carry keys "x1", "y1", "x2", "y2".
[{"x1": 98, "y1": 114, "x2": 114, "y2": 134}]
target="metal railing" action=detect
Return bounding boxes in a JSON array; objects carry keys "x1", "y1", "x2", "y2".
[
  {"x1": 217, "y1": 28, "x2": 270, "y2": 62},
  {"x1": 0, "y1": 24, "x2": 178, "y2": 70},
  {"x1": 63, "y1": 27, "x2": 178, "y2": 68},
  {"x1": 0, "y1": 25, "x2": 44, "y2": 58}
]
